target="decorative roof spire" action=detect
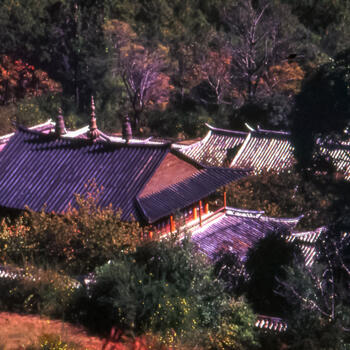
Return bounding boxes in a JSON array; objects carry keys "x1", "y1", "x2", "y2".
[
  {"x1": 89, "y1": 96, "x2": 100, "y2": 141},
  {"x1": 122, "y1": 115, "x2": 132, "y2": 143},
  {"x1": 55, "y1": 108, "x2": 66, "y2": 136}
]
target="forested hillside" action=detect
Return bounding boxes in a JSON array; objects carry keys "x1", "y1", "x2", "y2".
[{"x1": 1, "y1": 0, "x2": 350, "y2": 138}]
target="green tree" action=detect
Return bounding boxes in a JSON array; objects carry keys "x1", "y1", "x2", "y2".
[
  {"x1": 245, "y1": 232, "x2": 302, "y2": 316},
  {"x1": 226, "y1": 170, "x2": 341, "y2": 230},
  {"x1": 71, "y1": 237, "x2": 258, "y2": 348},
  {"x1": 213, "y1": 248, "x2": 246, "y2": 297},
  {"x1": 0, "y1": 0, "x2": 109, "y2": 114},
  {"x1": 277, "y1": 224, "x2": 350, "y2": 349},
  {"x1": 290, "y1": 49, "x2": 350, "y2": 173}
]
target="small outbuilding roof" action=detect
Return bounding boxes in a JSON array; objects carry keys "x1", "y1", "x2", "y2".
[{"x1": 191, "y1": 207, "x2": 301, "y2": 259}]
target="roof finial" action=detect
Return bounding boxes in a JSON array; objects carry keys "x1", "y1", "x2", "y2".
[
  {"x1": 55, "y1": 107, "x2": 66, "y2": 136},
  {"x1": 89, "y1": 96, "x2": 100, "y2": 141},
  {"x1": 122, "y1": 115, "x2": 132, "y2": 143}
]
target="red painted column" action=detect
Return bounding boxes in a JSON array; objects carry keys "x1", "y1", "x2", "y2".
[{"x1": 170, "y1": 215, "x2": 175, "y2": 233}]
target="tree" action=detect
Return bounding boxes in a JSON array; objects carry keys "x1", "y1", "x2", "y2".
[
  {"x1": 71, "y1": 237, "x2": 258, "y2": 348},
  {"x1": 223, "y1": 0, "x2": 303, "y2": 105},
  {"x1": 226, "y1": 170, "x2": 341, "y2": 230},
  {"x1": 213, "y1": 248, "x2": 246, "y2": 297},
  {"x1": 0, "y1": 55, "x2": 61, "y2": 105},
  {"x1": 245, "y1": 232, "x2": 302, "y2": 316},
  {"x1": 193, "y1": 46, "x2": 234, "y2": 106},
  {"x1": 104, "y1": 20, "x2": 173, "y2": 131},
  {"x1": 120, "y1": 48, "x2": 172, "y2": 130},
  {"x1": 0, "y1": 0, "x2": 109, "y2": 112},
  {"x1": 290, "y1": 49, "x2": 350, "y2": 173},
  {"x1": 277, "y1": 223, "x2": 350, "y2": 349}
]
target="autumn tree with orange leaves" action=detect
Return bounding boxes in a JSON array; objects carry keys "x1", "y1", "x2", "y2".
[
  {"x1": 0, "y1": 55, "x2": 61, "y2": 105},
  {"x1": 105, "y1": 20, "x2": 173, "y2": 131}
]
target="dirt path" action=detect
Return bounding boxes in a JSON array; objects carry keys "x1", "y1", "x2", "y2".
[{"x1": 0, "y1": 312, "x2": 105, "y2": 349}]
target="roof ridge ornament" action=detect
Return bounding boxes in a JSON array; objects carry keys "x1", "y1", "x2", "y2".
[
  {"x1": 55, "y1": 108, "x2": 67, "y2": 136},
  {"x1": 89, "y1": 96, "x2": 100, "y2": 141},
  {"x1": 122, "y1": 115, "x2": 132, "y2": 143}
]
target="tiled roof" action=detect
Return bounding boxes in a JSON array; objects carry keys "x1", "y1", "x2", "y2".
[
  {"x1": 191, "y1": 207, "x2": 301, "y2": 259},
  {"x1": 0, "y1": 120, "x2": 56, "y2": 151},
  {"x1": 0, "y1": 128, "x2": 169, "y2": 222},
  {"x1": 137, "y1": 169, "x2": 251, "y2": 223},
  {"x1": 0, "y1": 128, "x2": 251, "y2": 223},
  {"x1": 286, "y1": 227, "x2": 324, "y2": 266},
  {"x1": 179, "y1": 124, "x2": 247, "y2": 166},
  {"x1": 320, "y1": 141, "x2": 350, "y2": 180},
  {"x1": 178, "y1": 124, "x2": 350, "y2": 177},
  {"x1": 256, "y1": 315, "x2": 288, "y2": 332},
  {"x1": 230, "y1": 129, "x2": 294, "y2": 172}
]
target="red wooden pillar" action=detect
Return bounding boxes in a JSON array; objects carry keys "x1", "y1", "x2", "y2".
[
  {"x1": 223, "y1": 187, "x2": 227, "y2": 208},
  {"x1": 204, "y1": 202, "x2": 209, "y2": 214},
  {"x1": 170, "y1": 215, "x2": 175, "y2": 233},
  {"x1": 199, "y1": 200, "x2": 202, "y2": 226},
  {"x1": 193, "y1": 206, "x2": 197, "y2": 220}
]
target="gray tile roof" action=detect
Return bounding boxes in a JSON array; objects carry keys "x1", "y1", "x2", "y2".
[
  {"x1": 0, "y1": 128, "x2": 251, "y2": 223},
  {"x1": 179, "y1": 124, "x2": 247, "y2": 166},
  {"x1": 180, "y1": 124, "x2": 350, "y2": 178},
  {"x1": 138, "y1": 168, "x2": 251, "y2": 223},
  {"x1": 320, "y1": 140, "x2": 350, "y2": 180},
  {"x1": 191, "y1": 207, "x2": 301, "y2": 259},
  {"x1": 230, "y1": 129, "x2": 294, "y2": 172},
  {"x1": 286, "y1": 227, "x2": 324, "y2": 266},
  {"x1": 0, "y1": 127, "x2": 169, "y2": 222}
]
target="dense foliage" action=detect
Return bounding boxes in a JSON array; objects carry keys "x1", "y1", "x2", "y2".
[
  {"x1": 0, "y1": 235, "x2": 258, "y2": 349},
  {"x1": 0, "y1": 0, "x2": 348, "y2": 136},
  {"x1": 226, "y1": 169, "x2": 350, "y2": 230},
  {"x1": 72, "y1": 238, "x2": 257, "y2": 348},
  {"x1": 0, "y1": 185, "x2": 143, "y2": 274},
  {"x1": 2, "y1": 0, "x2": 350, "y2": 348}
]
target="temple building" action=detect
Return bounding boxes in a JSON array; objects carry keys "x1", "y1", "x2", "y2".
[{"x1": 0, "y1": 104, "x2": 251, "y2": 235}]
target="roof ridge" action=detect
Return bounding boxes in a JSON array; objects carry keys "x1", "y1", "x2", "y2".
[
  {"x1": 225, "y1": 207, "x2": 265, "y2": 217},
  {"x1": 254, "y1": 128, "x2": 291, "y2": 137},
  {"x1": 225, "y1": 206, "x2": 302, "y2": 222},
  {"x1": 17, "y1": 126, "x2": 172, "y2": 149},
  {"x1": 206, "y1": 123, "x2": 248, "y2": 136}
]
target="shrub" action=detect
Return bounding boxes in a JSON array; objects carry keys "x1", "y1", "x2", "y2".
[
  {"x1": 25, "y1": 333, "x2": 81, "y2": 350},
  {"x1": 70, "y1": 238, "x2": 230, "y2": 345},
  {"x1": 207, "y1": 299, "x2": 258, "y2": 350},
  {"x1": 0, "y1": 183, "x2": 143, "y2": 274},
  {"x1": 0, "y1": 265, "x2": 76, "y2": 318}
]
